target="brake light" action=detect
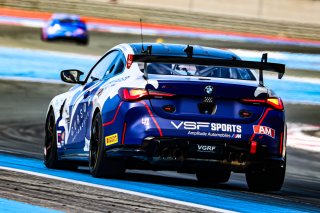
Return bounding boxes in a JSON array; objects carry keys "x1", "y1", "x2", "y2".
[
  {"x1": 149, "y1": 91, "x2": 175, "y2": 97},
  {"x1": 242, "y1": 98, "x2": 283, "y2": 110},
  {"x1": 119, "y1": 88, "x2": 175, "y2": 101},
  {"x1": 241, "y1": 99, "x2": 265, "y2": 104},
  {"x1": 121, "y1": 88, "x2": 148, "y2": 101},
  {"x1": 266, "y1": 98, "x2": 283, "y2": 110},
  {"x1": 126, "y1": 54, "x2": 133, "y2": 69}
]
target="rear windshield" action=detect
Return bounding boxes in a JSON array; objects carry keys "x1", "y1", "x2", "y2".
[
  {"x1": 59, "y1": 19, "x2": 80, "y2": 24},
  {"x1": 54, "y1": 19, "x2": 86, "y2": 27},
  {"x1": 139, "y1": 63, "x2": 256, "y2": 80}
]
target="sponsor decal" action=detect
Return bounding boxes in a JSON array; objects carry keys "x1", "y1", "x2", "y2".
[
  {"x1": 171, "y1": 121, "x2": 242, "y2": 133},
  {"x1": 141, "y1": 118, "x2": 150, "y2": 126},
  {"x1": 69, "y1": 102, "x2": 89, "y2": 143},
  {"x1": 105, "y1": 133, "x2": 118, "y2": 146},
  {"x1": 253, "y1": 125, "x2": 275, "y2": 138},
  {"x1": 57, "y1": 130, "x2": 65, "y2": 147},
  {"x1": 233, "y1": 134, "x2": 242, "y2": 139},
  {"x1": 197, "y1": 144, "x2": 216, "y2": 152},
  {"x1": 107, "y1": 76, "x2": 130, "y2": 86},
  {"x1": 187, "y1": 131, "x2": 241, "y2": 139}
]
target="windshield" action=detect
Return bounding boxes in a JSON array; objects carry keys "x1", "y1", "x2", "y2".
[{"x1": 139, "y1": 63, "x2": 256, "y2": 80}]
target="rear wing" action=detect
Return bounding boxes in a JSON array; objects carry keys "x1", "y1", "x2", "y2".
[{"x1": 130, "y1": 53, "x2": 285, "y2": 86}]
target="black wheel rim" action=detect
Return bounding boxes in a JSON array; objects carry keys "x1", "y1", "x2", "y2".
[
  {"x1": 44, "y1": 112, "x2": 55, "y2": 161},
  {"x1": 90, "y1": 116, "x2": 100, "y2": 169}
]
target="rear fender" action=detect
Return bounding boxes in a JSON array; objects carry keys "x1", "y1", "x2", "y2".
[
  {"x1": 47, "y1": 92, "x2": 69, "y2": 123},
  {"x1": 86, "y1": 96, "x2": 103, "y2": 144}
]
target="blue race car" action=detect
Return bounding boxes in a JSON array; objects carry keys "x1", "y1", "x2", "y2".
[
  {"x1": 41, "y1": 13, "x2": 89, "y2": 45},
  {"x1": 44, "y1": 43, "x2": 286, "y2": 191}
]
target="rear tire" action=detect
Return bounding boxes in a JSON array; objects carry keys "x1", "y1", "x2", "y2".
[
  {"x1": 44, "y1": 109, "x2": 59, "y2": 168},
  {"x1": 196, "y1": 169, "x2": 231, "y2": 185},
  {"x1": 41, "y1": 32, "x2": 45, "y2": 41},
  {"x1": 89, "y1": 112, "x2": 125, "y2": 178},
  {"x1": 44, "y1": 109, "x2": 77, "y2": 170},
  {"x1": 246, "y1": 160, "x2": 286, "y2": 192},
  {"x1": 40, "y1": 30, "x2": 48, "y2": 42}
]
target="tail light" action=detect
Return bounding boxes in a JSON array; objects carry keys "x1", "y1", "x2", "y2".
[
  {"x1": 119, "y1": 88, "x2": 175, "y2": 101},
  {"x1": 250, "y1": 141, "x2": 257, "y2": 154},
  {"x1": 266, "y1": 98, "x2": 284, "y2": 110},
  {"x1": 242, "y1": 97, "x2": 284, "y2": 110}
]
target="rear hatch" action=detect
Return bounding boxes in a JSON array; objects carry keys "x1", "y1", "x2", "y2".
[{"x1": 146, "y1": 76, "x2": 267, "y2": 123}]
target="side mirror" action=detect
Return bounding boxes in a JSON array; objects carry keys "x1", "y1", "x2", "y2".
[{"x1": 61, "y1": 69, "x2": 84, "y2": 84}]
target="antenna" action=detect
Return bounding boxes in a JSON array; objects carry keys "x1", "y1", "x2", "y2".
[{"x1": 140, "y1": 18, "x2": 145, "y2": 53}]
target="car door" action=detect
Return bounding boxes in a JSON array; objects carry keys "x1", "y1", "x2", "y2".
[{"x1": 65, "y1": 50, "x2": 120, "y2": 150}]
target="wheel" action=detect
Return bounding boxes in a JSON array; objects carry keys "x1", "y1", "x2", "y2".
[
  {"x1": 196, "y1": 169, "x2": 231, "y2": 185},
  {"x1": 41, "y1": 31, "x2": 47, "y2": 41},
  {"x1": 44, "y1": 109, "x2": 78, "y2": 170},
  {"x1": 44, "y1": 109, "x2": 59, "y2": 168},
  {"x1": 246, "y1": 160, "x2": 286, "y2": 192},
  {"x1": 89, "y1": 112, "x2": 125, "y2": 178}
]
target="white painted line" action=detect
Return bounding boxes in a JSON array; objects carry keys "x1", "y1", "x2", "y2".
[
  {"x1": 0, "y1": 166, "x2": 237, "y2": 213},
  {"x1": 287, "y1": 123, "x2": 320, "y2": 152}
]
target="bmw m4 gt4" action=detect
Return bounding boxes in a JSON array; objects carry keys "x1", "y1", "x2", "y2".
[{"x1": 44, "y1": 43, "x2": 286, "y2": 191}]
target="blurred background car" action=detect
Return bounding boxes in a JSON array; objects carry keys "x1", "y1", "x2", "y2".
[{"x1": 41, "y1": 13, "x2": 89, "y2": 45}]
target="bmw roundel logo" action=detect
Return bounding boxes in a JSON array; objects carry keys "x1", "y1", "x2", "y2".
[{"x1": 204, "y1": 85, "x2": 214, "y2": 95}]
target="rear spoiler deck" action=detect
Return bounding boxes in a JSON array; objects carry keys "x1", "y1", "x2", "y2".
[{"x1": 131, "y1": 53, "x2": 285, "y2": 86}]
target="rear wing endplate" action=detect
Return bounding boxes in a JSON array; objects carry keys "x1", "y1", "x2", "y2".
[{"x1": 131, "y1": 53, "x2": 285, "y2": 85}]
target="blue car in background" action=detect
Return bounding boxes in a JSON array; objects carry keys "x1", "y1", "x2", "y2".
[{"x1": 41, "y1": 13, "x2": 89, "y2": 45}]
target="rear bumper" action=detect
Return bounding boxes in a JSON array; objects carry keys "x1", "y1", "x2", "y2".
[
  {"x1": 102, "y1": 100, "x2": 286, "y2": 171},
  {"x1": 45, "y1": 32, "x2": 88, "y2": 40},
  {"x1": 105, "y1": 101, "x2": 285, "y2": 153},
  {"x1": 105, "y1": 137, "x2": 285, "y2": 172}
]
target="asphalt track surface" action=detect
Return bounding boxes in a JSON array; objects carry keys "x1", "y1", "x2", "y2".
[{"x1": 0, "y1": 25, "x2": 320, "y2": 212}]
